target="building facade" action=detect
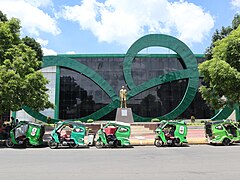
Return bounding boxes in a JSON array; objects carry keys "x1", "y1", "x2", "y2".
[
  {"x1": 57, "y1": 54, "x2": 213, "y2": 121},
  {"x1": 15, "y1": 34, "x2": 238, "y2": 122}
]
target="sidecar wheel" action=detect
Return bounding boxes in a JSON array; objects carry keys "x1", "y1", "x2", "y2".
[
  {"x1": 95, "y1": 141, "x2": 104, "y2": 149},
  {"x1": 5, "y1": 139, "x2": 14, "y2": 148},
  {"x1": 154, "y1": 139, "x2": 164, "y2": 147},
  {"x1": 222, "y1": 138, "x2": 231, "y2": 146}
]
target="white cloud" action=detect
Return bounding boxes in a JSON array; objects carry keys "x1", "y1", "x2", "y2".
[
  {"x1": 36, "y1": 38, "x2": 49, "y2": 46},
  {"x1": 24, "y1": 0, "x2": 53, "y2": 8},
  {"x1": 65, "y1": 51, "x2": 76, "y2": 54},
  {"x1": 42, "y1": 47, "x2": 57, "y2": 55},
  {"x1": 59, "y1": 0, "x2": 214, "y2": 47},
  {"x1": 36, "y1": 38, "x2": 58, "y2": 55},
  {"x1": 169, "y1": 1, "x2": 214, "y2": 44},
  {"x1": 231, "y1": 0, "x2": 240, "y2": 8},
  {"x1": 0, "y1": 0, "x2": 60, "y2": 36}
]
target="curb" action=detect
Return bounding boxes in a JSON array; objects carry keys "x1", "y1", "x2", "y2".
[
  {"x1": 42, "y1": 139, "x2": 208, "y2": 147},
  {"x1": 187, "y1": 138, "x2": 207, "y2": 144},
  {"x1": 130, "y1": 139, "x2": 155, "y2": 146},
  {"x1": 130, "y1": 138, "x2": 207, "y2": 146}
]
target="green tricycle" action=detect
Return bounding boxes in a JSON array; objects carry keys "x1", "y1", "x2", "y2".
[
  {"x1": 5, "y1": 121, "x2": 45, "y2": 148},
  {"x1": 154, "y1": 120, "x2": 188, "y2": 147},
  {"x1": 48, "y1": 121, "x2": 87, "y2": 149},
  {"x1": 205, "y1": 120, "x2": 240, "y2": 146},
  {"x1": 95, "y1": 121, "x2": 131, "y2": 148}
]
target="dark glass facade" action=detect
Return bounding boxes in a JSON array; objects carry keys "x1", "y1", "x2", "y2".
[
  {"x1": 59, "y1": 55, "x2": 214, "y2": 120},
  {"x1": 59, "y1": 68, "x2": 112, "y2": 119}
]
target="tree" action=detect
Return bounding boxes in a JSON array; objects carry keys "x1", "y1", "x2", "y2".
[
  {"x1": 0, "y1": 11, "x2": 7, "y2": 22},
  {"x1": 205, "y1": 14, "x2": 240, "y2": 60},
  {"x1": 22, "y1": 36, "x2": 43, "y2": 61},
  {"x1": 0, "y1": 11, "x2": 53, "y2": 115},
  {"x1": 199, "y1": 19, "x2": 240, "y2": 109}
]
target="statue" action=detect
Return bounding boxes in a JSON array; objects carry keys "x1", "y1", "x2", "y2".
[{"x1": 119, "y1": 86, "x2": 127, "y2": 108}]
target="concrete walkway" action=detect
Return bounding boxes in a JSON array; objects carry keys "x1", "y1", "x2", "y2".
[{"x1": 129, "y1": 129, "x2": 207, "y2": 145}]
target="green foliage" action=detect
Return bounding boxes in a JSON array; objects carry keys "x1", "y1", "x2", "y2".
[
  {"x1": 213, "y1": 28, "x2": 240, "y2": 71},
  {"x1": 205, "y1": 13, "x2": 240, "y2": 60},
  {"x1": 22, "y1": 36, "x2": 43, "y2": 61},
  {"x1": 187, "y1": 123, "x2": 204, "y2": 126},
  {"x1": 87, "y1": 119, "x2": 94, "y2": 123},
  {"x1": 0, "y1": 11, "x2": 53, "y2": 114},
  {"x1": 0, "y1": 11, "x2": 8, "y2": 22},
  {"x1": 199, "y1": 25, "x2": 240, "y2": 109},
  {"x1": 151, "y1": 118, "x2": 160, "y2": 122},
  {"x1": 47, "y1": 117, "x2": 52, "y2": 124},
  {"x1": 232, "y1": 14, "x2": 240, "y2": 30}
]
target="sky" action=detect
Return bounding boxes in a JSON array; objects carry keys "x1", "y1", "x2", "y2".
[{"x1": 0, "y1": 0, "x2": 240, "y2": 55}]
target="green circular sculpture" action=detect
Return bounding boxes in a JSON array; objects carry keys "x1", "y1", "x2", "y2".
[{"x1": 123, "y1": 34, "x2": 199, "y2": 120}]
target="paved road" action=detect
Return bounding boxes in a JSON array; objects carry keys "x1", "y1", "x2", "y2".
[{"x1": 0, "y1": 145, "x2": 240, "y2": 180}]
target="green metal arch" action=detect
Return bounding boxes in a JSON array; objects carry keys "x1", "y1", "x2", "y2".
[
  {"x1": 124, "y1": 34, "x2": 199, "y2": 120},
  {"x1": 43, "y1": 56, "x2": 117, "y2": 100},
  {"x1": 211, "y1": 104, "x2": 240, "y2": 121},
  {"x1": 43, "y1": 56, "x2": 121, "y2": 121},
  {"x1": 211, "y1": 106, "x2": 234, "y2": 120},
  {"x1": 22, "y1": 34, "x2": 233, "y2": 122},
  {"x1": 23, "y1": 56, "x2": 120, "y2": 122}
]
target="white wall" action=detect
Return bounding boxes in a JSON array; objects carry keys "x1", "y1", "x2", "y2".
[{"x1": 16, "y1": 66, "x2": 56, "y2": 121}]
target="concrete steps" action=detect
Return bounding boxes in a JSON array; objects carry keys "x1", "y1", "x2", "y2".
[{"x1": 130, "y1": 125, "x2": 155, "y2": 136}]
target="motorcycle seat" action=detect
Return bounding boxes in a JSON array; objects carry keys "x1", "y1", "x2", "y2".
[{"x1": 104, "y1": 127, "x2": 117, "y2": 136}]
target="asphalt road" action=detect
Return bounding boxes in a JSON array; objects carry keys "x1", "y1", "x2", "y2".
[{"x1": 0, "y1": 145, "x2": 240, "y2": 180}]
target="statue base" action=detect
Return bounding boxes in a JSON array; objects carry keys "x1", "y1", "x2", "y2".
[{"x1": 115, "y1": 108, "x2": 134, "y2": 123}]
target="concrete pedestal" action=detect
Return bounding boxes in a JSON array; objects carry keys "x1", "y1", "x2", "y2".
[{"x1": 115, "y1": 108, "x2": 134, "y2": 123}]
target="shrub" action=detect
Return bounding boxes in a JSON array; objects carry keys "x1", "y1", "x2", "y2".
[
  {"x1": 87, "y1": 119, "x2": 94, "y2": 123},
  {"x1": 190, "y1": 116, "x2": 195, "y2": 123},
  {"x1": 151, "y1": 118, "x2": 160, "y2": 122}
]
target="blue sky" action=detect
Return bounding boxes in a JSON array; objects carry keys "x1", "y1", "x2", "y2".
[{"x1": 0, "y1": 0, "x2": 239, "y2": 55}]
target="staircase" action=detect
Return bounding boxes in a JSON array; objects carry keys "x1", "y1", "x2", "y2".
[{"x1": 130, "y1": 125, "x2": 155, "y2": 136}]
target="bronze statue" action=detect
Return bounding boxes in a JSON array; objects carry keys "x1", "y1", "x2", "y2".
[{"x1": 119, "y1": 86, "x2": 127, "y2": 108}]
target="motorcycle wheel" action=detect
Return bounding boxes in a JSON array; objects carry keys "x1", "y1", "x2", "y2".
[
  {"x1": 222, "y1": 138, "x2": 231, "y2": 146},
  {"x1": 174, "y1": 138, "x2": 182, "y2": 147},
  {"x1": 95, "y1": 141, "x2": 104, "y2": 148},
  {"x1": 24, "y1": 139, "x2": 33, "y2": 148},
  {"x1": 114, "y1": 140, "x2": 121, "y2": 148},
  {"x1": 69, "y1": 140, "x2": 77, "y2": 148},
  {"x1": 48, "y1": 139, "x2": 59, "y2": 149},
  {"x1": 5, "y1": 139, "x2": 14, "y2": 148},
  {"x1": 154, "y1": 139, "x2": 164, "y2": 147}
]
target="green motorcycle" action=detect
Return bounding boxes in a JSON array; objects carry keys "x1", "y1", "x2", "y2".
[
  {"x1": 95, "y1": 121, "x2": 131, "y2": 148},
  {"x1": 154, "y1": 120, "x2": 188, "y2": 147},
  {"x1": 5, "y1": 121, "x2": 45, "y2": 148},
  {"x1": 48, "y1": 121, "x2": 87, "y2": 149},
  {"x1": 205, "y1": 120, "x2": 240, "y2": 146}
]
